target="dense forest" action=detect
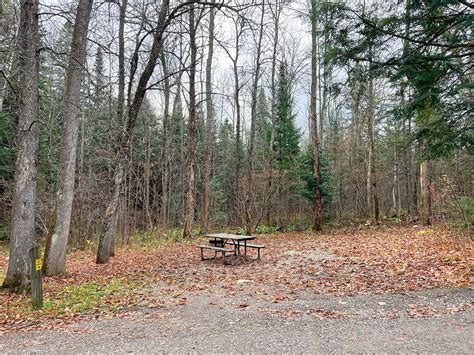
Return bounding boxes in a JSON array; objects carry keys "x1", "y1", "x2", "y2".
[{"x1": 0, "y1": 0, "x2": 472, "y2": 290}]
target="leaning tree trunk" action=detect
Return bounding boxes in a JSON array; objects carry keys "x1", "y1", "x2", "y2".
[
  {"x1": 200, "y1": 1, "x2": 215, "y2": 234},
  {"x1": 183, "y1": 4, "x2": 197, "y2": 239},
  {"x1": 310, "y1": 0, "x2": 323, "y2": 231},
  {"x1": 3, "y1": 0, "x2": 40, "y2": 291},
  {"x1": 97, "y1": 0, "x2": 169, "y2": 263},
  {"x1": 43, "y1": 0, "x2": 93, "y2": 276}
]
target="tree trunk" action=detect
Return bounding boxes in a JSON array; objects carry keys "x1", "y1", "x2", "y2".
[
  {"x1": 200, "y1": 1, "x2": 215, "y2": 234},
  {"x1": 310, "y1": 0, "x2": 323, "y2": 231},
  {"x1": 109, "y1": 0, "x2": 128, "y2": 256},
  {"x1": 144, "y1": 134, "x2": 152, "y2": 228},
  {"x1": 3, "y1": 0, "x2": 40, "y2": 291},
  {"x1": 43, "y1": 0, "x2": 93, "y2": 276},
  {"x1": 245, "y1": 0, "x2": 265, "y2": 235},
  {"x1": 266, "y1": 0, "x2": 282, "y2": 225},
  {"x1": 392, "y1": 145, "x2": 401, "y2": 218},
  {"x1": 232, "y1": 20, "x2": 243, "y2": 227},
  {"x1": 116, "y1": 0, "x2": 128, "y2": 125},
  {"x1": 419, "y1": 142, "x2": 431, "y2": 225},
  {"x1": 97, "y1": 0, "x2": 169, "y2": 263},
  {"x1": 319, "y1": 9, "x2": 330, "y2": 148},
  {"x1": 403, "y1": 0, "x2": 417, "y2": 220},
  {"x1": 183, "y1": 4, "x2": 197, "y2": 239},
  {"x1": 160, "y1": 48, "x2": 171, "y2": 228},
  {"x1": 367, "y1": 55, "x2": 379, "y2": 225}
]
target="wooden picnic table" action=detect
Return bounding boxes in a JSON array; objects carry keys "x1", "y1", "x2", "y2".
[
  {"x1": 197, "y1": 233, "x2": 265, "y2": 263},
  {"x1": 206, "y1": 233, "x2": 256, "y2": 257}
]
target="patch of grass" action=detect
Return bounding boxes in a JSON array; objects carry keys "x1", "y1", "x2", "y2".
[
  {"x1": 1, "y1": 277, "x2": 135, "y2": 322},
  {"x1": 164, "y1": 227, "x2": 199, "y2": 241},
  {"x1": 44, "y1": 278, "x2": 130, "y2": 314},
  {"x1": 0, "y1": 226, "x2": 9, "y2": 241},
  {"x1": 0, "y1": 270, "x2": 4, "y2": 284},
  {"x1": 129, "y1": 228, "x2": 195, "y2": 251},
  {"x1": 254, "y1": 225, "x2": 280, "y2": 234}
]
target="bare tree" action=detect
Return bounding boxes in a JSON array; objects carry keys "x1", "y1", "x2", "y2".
[
  {"x1": 43, "y1": 0, "x2": 94, "y2": 276},
  {"x1": 244, "y1": 0, "x2": 265, "y2": 235},
  {"x1": 3, "y1": 0, "x2": 40, "y2": 291},
  {"x1": 266, "y1": 0, "x2": 283, "y2": 224},
  {"x1": 310, "y1": 0, "x2": 323, "y2": 231},
  {"x1": 117, "y1": 0, "x2": 128, "y2": 124},
  {"x1": 366, "y1": 60, "x2": 379, "y2": 225},
  {"x1": 160, "y1": 46, "x2": 171, "y2": 228},
  {"x1": 215, "y1": 15, "x2": 246, "y2": 226},
  {"x1": 200, "y1": 0, "x2": 216, "y2": 234},
  {"x1": 97, "y1": 0, "x2": 170, "y2": 263},
  {"x1": 183, "y1": 3, "x2": 198, "y2": 238}
]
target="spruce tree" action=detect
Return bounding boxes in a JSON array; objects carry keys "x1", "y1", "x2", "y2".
[
  {"x1": 273, "y1": 61, "x2": 300, "y2": 170},
  {"x1": 255, "y1": 89, "x2": 272, "y2": 170}
]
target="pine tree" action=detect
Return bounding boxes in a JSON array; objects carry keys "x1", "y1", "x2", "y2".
[
  {"x1": 274, "y1": 61, "x2": 300, "y2": 170},
  {"x1": 293, "y1": 146, "x2": 334, "y2": 208},
  {"x1": 254, "y1": 89, "x2": 272, "y2": 171},
  {"x1": 93, "y1": 46, "x2": 106, "y2": 109},
  {"x1": 212, "y1": 119, "x2": 236, "y2": 224}
]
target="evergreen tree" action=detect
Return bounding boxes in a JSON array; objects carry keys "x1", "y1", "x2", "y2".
[
  {"x1": 89, "y1": 46, "x2": 110, "y2": 150},
  {"x1": 212, "y1": 119, "x2": 236, "y2": 225},
  {"x1": 293, "y1": 146, "x2": 334, "y2": 208},
  {"x1": 254, "y1": 89, "x2": 272, "y2": 170},
  {"x1": 273, "y1": 61, "x2": 300, "y2": 170},
  {"x1": 394, "y1": 0, "x2": 473, "y2": 158},
  {"x1": 93, "y1": 46, "x2": 106, "y2": 109}
]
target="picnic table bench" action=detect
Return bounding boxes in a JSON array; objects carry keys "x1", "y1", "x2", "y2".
[
  {"x1": 197, "y1": 233, "x2": 265, "y2": 263},
  {"x1": 196, "y1": 244, "x2": 234, "y2": 264}
]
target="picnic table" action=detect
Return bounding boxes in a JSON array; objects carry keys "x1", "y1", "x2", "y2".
[{"x1": 197, "y1": 233, "x2": 265, "y2": 264}]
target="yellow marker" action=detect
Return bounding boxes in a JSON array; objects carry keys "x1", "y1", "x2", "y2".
[{"x1": 35, "y1": 258, "x2": 42, "y2": 271}]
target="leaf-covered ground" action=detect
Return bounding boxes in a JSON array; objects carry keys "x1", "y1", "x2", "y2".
[{"x1": 0, "y1": 225, "x2": 472, "y2": 333}]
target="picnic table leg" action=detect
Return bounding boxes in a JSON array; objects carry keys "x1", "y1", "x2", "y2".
[
  {"x1": 223, "y1": 251, "x2": 231, "y2": 265},
  {"x1": 244, "y1": 240, "x2": 247, "y2": 258}
]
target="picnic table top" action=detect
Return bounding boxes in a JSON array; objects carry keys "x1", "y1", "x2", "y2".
[{"x1": 206, "y1": 233, "x2": 256, "y2": 241}]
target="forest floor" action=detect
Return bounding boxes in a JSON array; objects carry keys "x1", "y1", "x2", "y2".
[{"x1": 0, "y1": 225, "x2": 473, "y2": 352}]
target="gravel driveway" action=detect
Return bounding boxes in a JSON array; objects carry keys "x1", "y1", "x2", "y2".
[{"x1": 1, "y1": 287, "x2": 472, "y2": 353}]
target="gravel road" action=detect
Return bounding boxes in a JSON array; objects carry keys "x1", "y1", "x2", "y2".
[{"x1": 1, "y1": 288, "x2": 472, "y2": 353}]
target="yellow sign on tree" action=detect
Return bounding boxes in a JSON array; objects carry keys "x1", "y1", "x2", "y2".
[{"x1": 35, "y1": 258, "x2": 42, "y2": 271}]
